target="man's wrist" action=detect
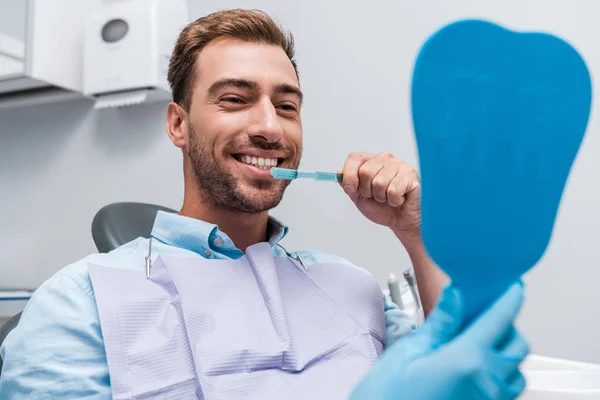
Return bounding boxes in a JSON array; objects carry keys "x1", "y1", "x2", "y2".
[
  {"x1": 391, "y1": 227, "x2": 449, "y2": 316},
  {"x1": 392, "y1": 228, "x2": 426, "y2": 256}
]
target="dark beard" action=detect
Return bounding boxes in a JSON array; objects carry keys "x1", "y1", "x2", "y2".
[{"x1": 187, "y1": 123, "x2": 297, "y2": 214}]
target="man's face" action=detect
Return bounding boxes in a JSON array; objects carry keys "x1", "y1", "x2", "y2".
[{"x1": 185, "y1": 38, "x2": 303, "y2": 214}]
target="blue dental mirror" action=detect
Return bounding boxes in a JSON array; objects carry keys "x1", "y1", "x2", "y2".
[{"x1": 411, "y1": 19, "x2": 592, "y2": 322}]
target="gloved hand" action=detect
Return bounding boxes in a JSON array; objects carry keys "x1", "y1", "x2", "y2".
[{"x1": 350, "y1": 281, "x2": 529, "y2": 400}]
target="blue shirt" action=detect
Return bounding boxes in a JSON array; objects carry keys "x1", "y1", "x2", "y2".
[{"x1": 0, "y1": 211, "x2": 414, "y2": 399}]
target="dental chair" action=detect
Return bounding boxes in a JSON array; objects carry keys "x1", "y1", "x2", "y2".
[
  {"x1": 0, "y1": 202, "x2": 177, "y2": 375},
  {"x1": 91, "y1": 202, "x2": 177, "y2": 253}
]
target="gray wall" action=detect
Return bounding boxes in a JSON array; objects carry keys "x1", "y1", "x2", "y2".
[{"x1": 1, "y1": 0, "x2": 599, "y2": 363}]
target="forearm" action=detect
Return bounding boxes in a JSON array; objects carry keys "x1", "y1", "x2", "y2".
[{"x1": 394, "y1": 231, "x2": 449, "y2": 316}]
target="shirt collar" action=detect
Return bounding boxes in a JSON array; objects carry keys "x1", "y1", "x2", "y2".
[{"x1": 150, "y1": 210, "x2": 289, "y2": 256}]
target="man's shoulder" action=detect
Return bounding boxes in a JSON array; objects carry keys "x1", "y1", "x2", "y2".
[{"x1": 48, "y1": 238, "x2": 150, "y2": 295}]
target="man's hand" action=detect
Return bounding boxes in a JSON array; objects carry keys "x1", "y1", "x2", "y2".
[
  {"x1": 339, "y1": 152, "x2": 422, "y2": 237},
  {"x1": 340, "y1": 151, "x2": 449, "y2": 315}
]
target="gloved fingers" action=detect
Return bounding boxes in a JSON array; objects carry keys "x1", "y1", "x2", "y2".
[
  {"x1": 494, "y1": 324, "x2": 517, "y2": 351},
  {"x1": 385, "y1": 308, "x2": 416, "y2": 347},
  {"x1": 463, "y1": 281, "x2": 524, "y2": 347},
  {"x1": 491, "y1": 369, "x2": 527, "y2": 400},
  {"x1": 484, "y1": 332, "x2": 529, "y2": 383},
  {"x1": 505, "y1": 370, "x2": 527, "y2": 399},
  {"x1": 475, "y1": 368, "x2": 527, "y2": 400},
  {"x1": 417, "y1": 284, "x2": 464, "y2": 347},
  {"x1": 498, "y1": 328, "x2": 530, "y2": 360}
]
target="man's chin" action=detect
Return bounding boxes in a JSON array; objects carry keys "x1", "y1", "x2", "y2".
[
  {"x1": 241, "y1": 175, "x2": 288, "y2": 192},
  {"x1": 234, "y1": 186, "x2": 286, "y2": 212}
]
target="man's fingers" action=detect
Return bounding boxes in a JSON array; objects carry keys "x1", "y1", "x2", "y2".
[
  {"x1": 371, "y1": 163, "x2": 399, "y2": 203},
  {"x1": 393, "y1": 165, "x2": 421, "y2": 206},
  {"x1": 357, "y1": 155, "x2": 388, "y2": 199},
  {"x1": 340, "y1": 152, "x2": 416, "y2": 207},
  {"x1": 464, "y1": 282, "x2": 525, "y2": 347},
  {"x1": 386, "y1": 165, "x2": 413, "y2": 208},
  {"x1": 356, "y1": 152, "x2": 396, "y2": 199},
  {"x1": 341, "y1": 152, "x2": 371, "y2": 195}
]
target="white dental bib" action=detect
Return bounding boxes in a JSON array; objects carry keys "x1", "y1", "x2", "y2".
[{"x1": 88, "y1": 242, "x2": 385, "y2": 399}]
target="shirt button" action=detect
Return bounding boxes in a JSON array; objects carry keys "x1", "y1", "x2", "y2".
[
  {"x1": 213, "y1": 238, "x2": 223, "y2": 247},
  {"x1": 204, "y1": 250, "x2": 212, "y2": 257}
]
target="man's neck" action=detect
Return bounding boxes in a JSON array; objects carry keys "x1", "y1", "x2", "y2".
[{"x1": 179, "y1": 198, "x2": 269, "y2": 254}]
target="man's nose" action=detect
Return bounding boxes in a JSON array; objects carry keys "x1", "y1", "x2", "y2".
[{"x1": 247, "y1": 98, "x2": 284, "y2": 143}]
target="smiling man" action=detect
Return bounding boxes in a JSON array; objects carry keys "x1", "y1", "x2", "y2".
[{"x1": 0, "y1": 9, "x2": 447, "y2": 399}]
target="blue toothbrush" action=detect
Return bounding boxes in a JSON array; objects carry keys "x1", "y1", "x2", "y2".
[{"x1": 271, "y1": 167, "x2": 343, "y2": 182}]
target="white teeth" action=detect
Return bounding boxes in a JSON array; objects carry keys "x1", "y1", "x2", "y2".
[{"x1": 238, "y1": 155, "x2": 279, "y2": 168}]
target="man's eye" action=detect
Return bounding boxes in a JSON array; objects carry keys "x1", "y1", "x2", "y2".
[
  {"x1": 278, "y1": 104, "x2": 297, "y2": 112},
  {"x1": 221, "y1": 97, "x2": 244, "y2": 104}
]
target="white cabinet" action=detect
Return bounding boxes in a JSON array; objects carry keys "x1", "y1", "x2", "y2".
[
  {"x1": 0, "y1": 0, "x2": 94, "y2": 107},
  {"x1": 0, "y1": 0, "x2": 28, "y2": 84}
]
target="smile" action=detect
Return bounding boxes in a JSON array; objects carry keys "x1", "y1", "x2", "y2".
[{"x1": 233, "y1": 154, "x2": 283, "y2": 170}]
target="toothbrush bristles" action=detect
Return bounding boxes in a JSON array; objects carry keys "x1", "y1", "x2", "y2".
[{"x1": 271, "y1": 167, "x2": 298, "y2": 180}]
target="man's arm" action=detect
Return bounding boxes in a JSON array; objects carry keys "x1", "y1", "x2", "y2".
[
  {"x1": 395, "y1": 231, "x2": 449, "y2": 316},
  {"x1": 337, "y1": 152, "x2": 449, "y2": 318},
  {"x1": 0, "y1": 267, "x2": 110, "y2": 399}
]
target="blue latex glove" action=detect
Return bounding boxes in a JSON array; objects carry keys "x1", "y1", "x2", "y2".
[{"x1": 350, "y1": 281, "x2": 529, "y2": 400}]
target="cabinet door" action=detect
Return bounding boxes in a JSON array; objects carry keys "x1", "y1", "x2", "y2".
[
  {"x1": 0, "y1": 0, "x2": 28, "y2": 59},
  {"x1": 0, "y1": 0, "x2": 28, "y2": 80}
]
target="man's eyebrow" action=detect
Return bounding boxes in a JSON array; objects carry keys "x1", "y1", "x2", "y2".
[
  {"x1": 207, "y1": 78, "x2": 258, "y2": 95},
  {"x1": 274, "y1": 83, "x2": 304, "y2": 105},
  {"x1": 207, "y1": 78, "x2": 303, "y2": 105}
]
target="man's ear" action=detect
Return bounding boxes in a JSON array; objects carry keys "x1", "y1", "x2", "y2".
[{"x1": 166, "y1": 102, "x2": 188, "y2": 149}]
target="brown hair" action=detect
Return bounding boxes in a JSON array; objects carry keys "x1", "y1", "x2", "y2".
[{"x1": 167, "y1": 9, "x2": 298, "y2": 110}]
